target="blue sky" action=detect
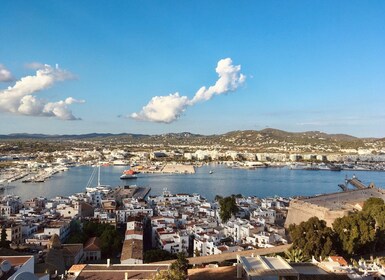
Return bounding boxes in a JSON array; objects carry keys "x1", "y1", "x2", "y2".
[{"x1": 1, "y1": 1, "x2": 385, "y2": 137}]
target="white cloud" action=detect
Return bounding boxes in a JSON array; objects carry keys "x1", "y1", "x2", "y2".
[
  {"x1": 0, "y1": 64, "x2": 84, "y2": 120},
  {"x1": 0, "y1": 64, "x2": 13, "y2": 82},
  {"x1": 131, "y1": 93, "x2": 189, "y2": 123},
  {"x1": 131, "y1": 58, "x2": 245, "y2": 123},
  {"x1": 190, "y1": 58, "x2": 246, "y2": 104},
  {"x1": 43, "y1": 97, "x2": 85, "y2": 120}
]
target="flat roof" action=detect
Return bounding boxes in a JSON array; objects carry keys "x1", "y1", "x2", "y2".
[
  {"x1": 0, "y1": 256, "x2": 33, "y2": 266},
  {"x1": 68, "y1": 263, "x2": 170, "y2": 280},
  {"x1": 291, "y1": 263, "x2": 328, "y2": 275},
  {"x1": 240, "y1": 255, "x2": 299, "y2": 277}
]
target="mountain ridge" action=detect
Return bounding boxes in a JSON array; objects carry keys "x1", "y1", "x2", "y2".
[
  {"x1": 0, "y1": 129, "x2": 376, "y2": 140},
  {"x1": 1, "y1": 129, "x2": 383, "y2": 153}
]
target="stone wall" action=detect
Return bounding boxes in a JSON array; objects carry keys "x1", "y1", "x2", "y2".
[{"x1": 284, "y1": 199, "x2": 350, "y2": 228}]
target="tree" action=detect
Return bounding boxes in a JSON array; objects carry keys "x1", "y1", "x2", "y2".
[
  {"x1": 284, "y1": 248, "x2": 310, "y2": 263},
  {"x1": 218, "y1": 196, "x2": 238, "y2": 223},
  {"x1": 362, "y1": 197, "x2": 385, "y2": 251},
  {"x1": 99, "y1": 225, "x2": 122, "y2": 257},
  {"x1": 333, "y1": 211, "x2": 377, "y2": 256},
  {"x1": 152, "y1": 252, "x2": 189, "y2": 280},
  {"x1": 214, "y1": 195, "x2": 223, "y2": 202},
  {"x1": 288, "y1": 217, "x2": 336, "y2": 259},
  {"x1": 144, "y1": 249, "x2": 176, "y2": 263},
  {"x1": 152, "y1": 269, "x2": 186, "y2": 280},
  {"x1": 66, "y1": 220, "x2": 86, "y2": 244},
  {"x1": 363, "y1": 197, "x2": 385, "y2": 213},
  {"x1": 67, "y1": 221, "x2": 123, "y2": 257},
  {"x1": 170, "y1": 252, "x2": 189, "y2": 280}
]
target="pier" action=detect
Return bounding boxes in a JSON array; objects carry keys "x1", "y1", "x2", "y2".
[
  {"x1": 161, "y1": 164, "x2": 195, "y2": 174},
  {"x1": 132, "y1": 186, "x2": 151, "y2": 200}
]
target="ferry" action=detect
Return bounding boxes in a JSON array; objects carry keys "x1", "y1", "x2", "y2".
[{"x1": 120, "y1": 169, "x2": 138, "y2": 180}]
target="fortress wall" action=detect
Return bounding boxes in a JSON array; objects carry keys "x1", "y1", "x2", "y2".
[
  {"x1": 284, "y1": 200, "x2": 348, "y2": 228},
  {"x1": 323, "y1": 209, "x2": 351, "y2": 227}
]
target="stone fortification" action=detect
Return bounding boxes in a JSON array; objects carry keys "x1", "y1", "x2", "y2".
[
  {"x1": 284, "y1": 199, "x2": 350, "y2": 227},
  {"x1": 285, "y1": 187, "x2": 385, "y2": 228}
]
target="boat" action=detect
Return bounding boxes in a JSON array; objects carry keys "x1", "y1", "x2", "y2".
[
  {"x1": 209, "y1": 170, "x2": 214, "y2": 174},
  {"x1": 120, "y1": 169, "x2": 137, "y2": 180},
  {"x1": 328, "y1": 164, "x2": 342, "y2": 171},
  {"x1": 85, "y1": 165, "x2": 111, "y2": 192}
]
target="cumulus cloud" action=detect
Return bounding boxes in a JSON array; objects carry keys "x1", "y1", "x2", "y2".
[
  {"x1": 131, "y1": 93, "x2": 189, "y2": 123},
  {"x1": 190, "y1": 58, "x2": 246, "y2": 104},
  {"x1": 0, "y1": 64, "x2": 13, "y2": 82},
  {"x1": 0, "y1": 64, "x2": 84, "y2": 120},
  {"x1": 43, "y1": 97, "x2": 85, "y2": 120},
  {"x1": 131, "y1": 58, "x2": 245, "y2": 123}
]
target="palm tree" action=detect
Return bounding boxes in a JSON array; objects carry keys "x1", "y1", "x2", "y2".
[{"x1": 284, "y1": 248, "x2": 310, "y2": 263}]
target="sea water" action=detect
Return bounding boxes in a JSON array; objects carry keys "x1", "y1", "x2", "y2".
[{"x1": 5, "y1": 164, "x2": 385, "y2": 201}]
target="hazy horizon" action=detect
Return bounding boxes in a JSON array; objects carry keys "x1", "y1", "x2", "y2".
[{"x1": 1, "y1": 127, "x2": 383, "y2": 139}]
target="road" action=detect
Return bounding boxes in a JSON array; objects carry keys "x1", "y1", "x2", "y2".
[{"x1": 154, "y1": 244, "x2": 291, "y2": 265}]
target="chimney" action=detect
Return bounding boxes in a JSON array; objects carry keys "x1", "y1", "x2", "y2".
[{"x1": 107, "y1": 258, "x2": 110, "y2": 267}]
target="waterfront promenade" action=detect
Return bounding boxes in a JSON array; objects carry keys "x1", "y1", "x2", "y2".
[{"x1": 155, "y1": 244, "x2": 291, "y2": 265}]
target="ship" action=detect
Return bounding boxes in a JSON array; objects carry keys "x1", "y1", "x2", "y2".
[{"x1": 120, "y1": 169, "x2": 138, "y2": 180}]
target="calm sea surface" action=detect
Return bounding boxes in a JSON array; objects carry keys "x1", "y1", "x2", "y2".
[{"x1": 4, "y1": 164, "x2": 385, "y2": 201}]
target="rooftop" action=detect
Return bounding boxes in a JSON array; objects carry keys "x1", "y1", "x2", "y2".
[
  {"x1": 67, "y1": 263, "x2": 170, "y2": 280},
  {"x1": 84, "y1": 237, "x2": 101, "y2": 252},
  {"x1": 189, "y1": 266, "x2": 238, "y2": 280},
  {"x1": 239, "y1": 255, "x2": 299, "y2": 277},
  {"x1": 120, "y1": 239, "x2": 143, "y2": 261}
]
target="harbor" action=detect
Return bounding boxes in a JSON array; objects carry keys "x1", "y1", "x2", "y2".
[{"x1": 1, "y1": 164, "x2": 385, "y2": 202}]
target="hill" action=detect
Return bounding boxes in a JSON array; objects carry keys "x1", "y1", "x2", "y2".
[{"x1": 0, "y1": 129, "x2": 383, "y2": 153}]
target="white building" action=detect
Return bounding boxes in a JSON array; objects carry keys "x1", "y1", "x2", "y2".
[{"x1": 155, "y1": 228, "x2": 189, "y2": 254}]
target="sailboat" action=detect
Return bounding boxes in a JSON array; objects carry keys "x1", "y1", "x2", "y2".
[{"x1": 85, "y1": 165, "x2": 111, "y2": 193}]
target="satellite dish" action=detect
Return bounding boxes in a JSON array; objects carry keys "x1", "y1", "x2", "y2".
[
  {"x1": 0, "y1": 260, "x2": 11, "y2": 272},
  {"x1": 14, "y1": 271, "x2": 38, "y2": 280}
]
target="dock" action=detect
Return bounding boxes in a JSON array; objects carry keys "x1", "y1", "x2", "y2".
[
  {"x1": 161, "y1": 164, "x2": 195, "y2": 174},
  {"x1": 132, "y1": 187, "x2": 151, "y2": 200},
  {"x1": 346, "y1": 177, "x2": 367, "y2": 189}
]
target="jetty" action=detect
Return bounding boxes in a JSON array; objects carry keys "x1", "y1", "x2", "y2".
[{"x1": 161, "y1": 164, "x2": 195, "y2": 174}]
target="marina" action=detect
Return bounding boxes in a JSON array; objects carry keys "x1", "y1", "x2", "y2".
[{"x1": 1, "y1": 164, "x2": 385, "y2": 201}]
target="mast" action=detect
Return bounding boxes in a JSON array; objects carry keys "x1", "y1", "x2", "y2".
[{"x1": 98, "y1": 165, "x2": 101, "y2": 186}]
